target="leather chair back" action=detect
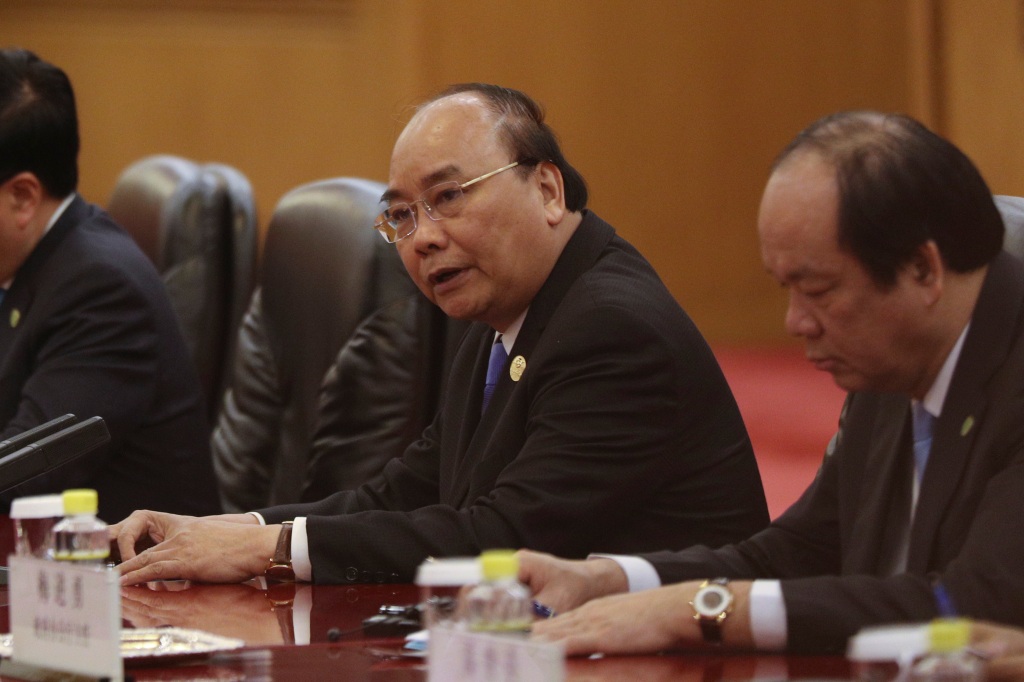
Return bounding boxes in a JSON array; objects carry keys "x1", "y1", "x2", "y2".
[
  {"x1": 213, "y1": 178, "x2": 464, "y2": 511},
  {"x1": 107, "y1": 155, "x2": 258, "y2": 421},
  {"x1": 204, "y1": 163, "x2": 260, "y2": 396},
  {"x1": 996, "y1": 195, "x2": 1024, "y2": 259}
]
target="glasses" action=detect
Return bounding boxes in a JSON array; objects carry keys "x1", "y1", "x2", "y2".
[{"x1": 373, "y1": 161, "x2": 520, "y2": 243}]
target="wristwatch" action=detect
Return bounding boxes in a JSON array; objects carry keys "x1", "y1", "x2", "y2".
[
  {"x1": 265, "y1": 581, "x2": 297, "y2": 644},
  {"x1": 265, "y1": 521, "x2": 296, "y2": 582},
  {"x1": 690, "y1": 578, "x2": 733, "y2": 643}
]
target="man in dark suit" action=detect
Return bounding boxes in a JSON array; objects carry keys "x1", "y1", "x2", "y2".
[
  {"x1": 0, "y1": 48, "x2": 219, "y2": 521},
  {"x1": 112, "y1": 84, "x2": 768, "y2": 584},
  {"x1": 523, "y1": 111, "x2": 1024, "y2": 654}
]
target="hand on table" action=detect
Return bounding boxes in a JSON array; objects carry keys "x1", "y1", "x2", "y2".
[
  {"x1": 111, "y1": 510, "x2": 279, "y2": 585},
  {"x1": 530, "y1": 583, "x2": 696, "y2": 655},
  {"x1": 515, "y1": 550, "x2": 628, "y2": 615},
  {"x1": 972, "y1": 621, "x2": 1024, "y2": 681},
  {"x1": 531, "y1": 580, "x2": 753, "y2": 656}
]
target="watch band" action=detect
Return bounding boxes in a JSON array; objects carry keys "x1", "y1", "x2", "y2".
[{"x1": 265, "y1": 521, "x2": 296, "y2": 582}]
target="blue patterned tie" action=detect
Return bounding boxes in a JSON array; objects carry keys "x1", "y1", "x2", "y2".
[
  {"x1": 482, "y1": 337, "x2": 507, "y2": 414},
  {"x1": 912, "y1": 403, "x2": 936, "y2": 483}
]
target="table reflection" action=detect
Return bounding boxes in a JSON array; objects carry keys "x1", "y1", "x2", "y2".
[
  {"x1": 119, "y1": 580, "x2": 420, "y2": 649},
  {"x1": 565, "y1": 654, "x2": 776, "y2": 682},
  {"x1": 121, "y1": 581, "x2": 290, "y2": 645},
  {"x1": 0, "y1": 574, "x2": 854, "y2": 680}
]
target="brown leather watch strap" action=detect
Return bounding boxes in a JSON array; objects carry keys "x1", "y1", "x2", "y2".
[{"x1": 265, "y1": 521, "x2": 296, "y2": 582}]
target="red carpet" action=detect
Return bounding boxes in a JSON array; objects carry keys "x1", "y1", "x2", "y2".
[{"x1": 713, "y1": 346, "x2": 847, "y2": 520}]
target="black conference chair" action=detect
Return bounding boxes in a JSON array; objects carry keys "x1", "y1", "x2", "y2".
[
  {"x1": 204, "y1": 162, "x2": 260, "y2": 396},
  {"x1": 106, "y1": 155, "x2": 258, "y2": 421},
  {"x1": 212, "y1": 177, "x2": 465, "y2": 512}
]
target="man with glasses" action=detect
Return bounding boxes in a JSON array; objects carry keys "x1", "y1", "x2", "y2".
[
  {"x1": 0, "y1": 48, "x2": 220, "y2": 520},
  {"x1": 112, "y1": 83, "x2": 768, "y2": 585}
]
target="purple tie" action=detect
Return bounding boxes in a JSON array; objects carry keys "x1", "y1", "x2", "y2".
[
  {"x1": 482, "y1": 337, "x2": 507, "y2": 414},
  {"x1": 912, "y1": 403, "x2": 936, "y2": 483}
]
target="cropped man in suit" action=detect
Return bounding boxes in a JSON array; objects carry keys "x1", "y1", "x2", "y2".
[
  {"x1": 112, "y1": 83, "x2": 768, "y2": 584},
  {"x1": 0, "y1": 48, "x2": 220, "y2": 521},
  {"x1": 522, "y1": 111, "x2": 1024, "y2": 654}
]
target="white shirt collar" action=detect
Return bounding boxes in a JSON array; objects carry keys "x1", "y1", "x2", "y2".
[
  {"x1": 917, "y1": 324, "x2": 970, "y2": 419},
  {"x1": 493, "y1": 308, "x2": 528, "y2": 353},
  {"x1": 46, "y1": 193, "x2": 76, "y2": 234}
]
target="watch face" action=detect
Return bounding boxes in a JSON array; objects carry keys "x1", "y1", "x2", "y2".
[
  {"x1": 694, "y1": 584, "x2": 732, "y2": 617},
  {"x1": 266, "y1": 563, "x2": 296, "y2": 582}
]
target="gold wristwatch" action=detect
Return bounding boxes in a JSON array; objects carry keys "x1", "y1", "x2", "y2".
[
  {"x1": 690, "y1": 577, "x2": 733, "y2": 643},
  {"x1": 265, "y1": 521, "x2": 296, "y2": 582}
]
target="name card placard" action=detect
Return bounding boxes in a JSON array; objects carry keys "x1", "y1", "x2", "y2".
[
  {"x1": 428, "y1": 627, "x2": 564, "y2": 682},
  {"x1": 8, "y1": 555, "x2": 122, "y2": 681}
]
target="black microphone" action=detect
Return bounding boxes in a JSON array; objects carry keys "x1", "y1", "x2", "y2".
[
  {"x1": 0, "y1": 416, "x2": 110, "y2": 494},
  {"x1": 0, "y1": 414, "x2": 78, "y2": 460}
]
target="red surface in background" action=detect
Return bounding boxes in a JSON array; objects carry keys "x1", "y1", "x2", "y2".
[{"x1": 714, "y1": 345, "x2": 847, "y2": 520}]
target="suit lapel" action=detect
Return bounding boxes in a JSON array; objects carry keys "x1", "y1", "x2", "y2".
[
  {"x1": 436, "y1": 324, "x2": 486, "y2": 500},
  {"x1": 845, "y1": 394, "x2": 912, "y2": 574},
  {"x1": 908, "y1": 252, "x2": 1024, "y2": 571},
  {"x1": 446, "y1": 211, "x2": 616, "y2": 507},
  {"x1": 0, "y1": 195, "x2": 85, "y2": 357}
]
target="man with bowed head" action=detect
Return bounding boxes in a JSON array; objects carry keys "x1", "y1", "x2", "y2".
[
  {"x1": 523, "y1": 111, "x2": 1024, "y2": 654},
  {"x1": 111, "y1": 84, "x2": 768, "y2": 584}
]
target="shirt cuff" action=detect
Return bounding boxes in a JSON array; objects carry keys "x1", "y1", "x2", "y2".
[
  {"x1": 749, "y1": 579, "x2": 787, "y2": 650},
  {"x1": 591, "y1": 554, "x2": 662, "y2": 592},
  {"x1": 249, "y1": 511, "x2": 265, "y2": 525},
  {"x1": 292, "y1": 517, "x2": 312, "y2": 582}
]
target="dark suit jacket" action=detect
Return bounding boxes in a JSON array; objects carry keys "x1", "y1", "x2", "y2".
[
  {"x1": 641, "y1": 251, "x2": 1024, "y2": 653},
  {"x1": 262, "y1": 211, "x2": 768, "y2": 583},
  {"x1": 0, "y1": 196, "x2": 220, "y2": 522}
]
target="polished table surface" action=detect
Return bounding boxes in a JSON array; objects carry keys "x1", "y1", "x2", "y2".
[
  {"x1": 0, "y1": 520, "x2": 854, "y2": 680},
  {"x1": 0, "y1": 578, "x2": 855, "y2": 681}
]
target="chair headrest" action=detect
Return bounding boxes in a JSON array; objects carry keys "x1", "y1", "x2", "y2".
[
  {"x1": 259, "y1": 177, "x2": 417, "y2": 381},
  {"x1": 996, "y1": 195, "x2": 1024, "y2": 261},
  {"x1": 106, "y1": 155, "x2": 204, "y2": 265}
]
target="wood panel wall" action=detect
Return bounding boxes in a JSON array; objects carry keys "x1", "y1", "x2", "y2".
[
  {"x1": 0, "y1": 1, "x2": 932, "y2": 343},
  {"x1": 939, "y1": 0, "x2": 1024, "y2": 196}
]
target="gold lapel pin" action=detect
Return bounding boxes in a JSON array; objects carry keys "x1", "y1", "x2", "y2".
[
  {"x1": 961, "y1": 415, "x2": 975, "y2": 437},
  {"x1": 509, "y1": 355, "x2": 526, "y2": 382},
  {"x1": 10, "y1": 308, "x2": 20, "y2": 328}
]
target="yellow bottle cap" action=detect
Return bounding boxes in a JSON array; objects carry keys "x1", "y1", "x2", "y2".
[
  {"x1": 479, "y1": 549, "x2": 519, "y2": 581},
  {"x1": 62, "y1": 489, "x2": 98, "y2": 515},
  {"x1": 928, "y1": 618, "x2": 971, "y2": 653}
]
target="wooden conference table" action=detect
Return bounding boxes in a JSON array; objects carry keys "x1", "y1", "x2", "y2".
[{"x1": 0, "y1": 523, "x2": 853, "y2": 681}]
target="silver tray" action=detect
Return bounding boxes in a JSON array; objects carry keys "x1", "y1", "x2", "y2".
[{"x1": 0, "y1": 627, "x2": 245, "y2": 661}]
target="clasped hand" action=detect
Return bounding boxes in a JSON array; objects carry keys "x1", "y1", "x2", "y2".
[{"x1": 111, "y1": 510, "x2": 281, "y2": 586}]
